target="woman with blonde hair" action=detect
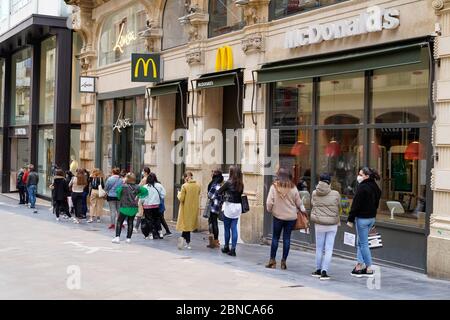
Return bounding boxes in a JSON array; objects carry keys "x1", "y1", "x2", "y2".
[
  {"x1": 88, "y1": 168, "x2": 105, "y2": 223},
  {"x1": 69, "y1": 168, "x2": 88, "y2": 224}
]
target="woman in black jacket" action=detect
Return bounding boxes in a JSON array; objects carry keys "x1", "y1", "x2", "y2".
[
  {"x1": 52, "y1": 169, "x2": 70, "y2": 221},
  {"x1": 347, "y1": 167, "x2": 381, "y2": 278}
]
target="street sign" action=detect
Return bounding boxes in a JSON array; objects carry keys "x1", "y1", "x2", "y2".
[
  {"x1": 131, "y1": 53, "x2": 160, "y2": 82},
  {"x1": 79, "y1": 76, "x2": 96, "y2": 93}
]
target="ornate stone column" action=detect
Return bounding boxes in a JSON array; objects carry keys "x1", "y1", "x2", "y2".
[{"x1": 429, "y1": 0, "x2": 450, "y2": 279}]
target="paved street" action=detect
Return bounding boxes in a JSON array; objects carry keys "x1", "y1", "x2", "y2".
[{"x1": 0, "y1": 194, "x2": 449, "y2": 300}]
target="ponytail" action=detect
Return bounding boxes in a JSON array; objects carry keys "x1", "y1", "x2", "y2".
[{"x1": 361, "y1": 167, "x2": 380, "y2": 181}]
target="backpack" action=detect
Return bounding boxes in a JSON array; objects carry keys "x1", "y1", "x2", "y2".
[{"x1": 17, "y1": 172, "x2": 24, "y2": 186}]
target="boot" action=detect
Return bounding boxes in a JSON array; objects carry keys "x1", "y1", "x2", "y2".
[
  {"x1": 214, "y1": 239, "x2": 221, "y2": 248},
  {"x1": 281, "y1": 259, "x2": 287, "y2": 270},
  {"x1": 221, "y1": 245, "x2": 230, "y2": 254},
  {"x1": 228, "y1": 248, "x2": 236, "y2": 257},
  {"x1": 206, "y1": 235, "x2": 215, "y2": 249},
  {"x1": 265, "y1": 258, "x2": 276, "y2": 269}
]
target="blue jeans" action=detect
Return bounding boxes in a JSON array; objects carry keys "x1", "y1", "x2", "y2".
[
  {"x1": 270, "y1": 217, "x2": 296, "y2": 260},
  {"x1": 315, "y1": 228, "x2": 337, "y2": 272},
  {"x1": 223, "y1": 216, "x2": 239, "y2": 249},
  {"x1": 356, "y1": 217, "x2": 376, "y2": 267},
  {"x1": 28, "y1": 185, "x2": 37, "y2": 208}
]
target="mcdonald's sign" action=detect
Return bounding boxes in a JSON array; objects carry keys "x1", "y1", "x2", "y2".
[
  {"x1": 131, "y1": 53, "x2": 160, "y2": 82},
  {"x1": 215, "y1": 46, "x2": 233, "y2": 72}
]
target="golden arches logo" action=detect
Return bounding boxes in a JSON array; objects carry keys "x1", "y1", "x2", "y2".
[
  {"x1": 215, "y1": 46, "x2": 233, "y2": 72},
  {"x1": 134, "y1": 58, "x2": 157, "y2": 78}
]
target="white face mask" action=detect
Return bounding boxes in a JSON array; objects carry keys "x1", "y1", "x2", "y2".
[{"x1": 357, "y1": 175, "x2": 364, "y2": 184}]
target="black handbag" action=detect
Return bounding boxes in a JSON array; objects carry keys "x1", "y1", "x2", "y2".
[
  {"x1": 203, "y1": 200, "x2": 212, "y2": 219},
  {"x1": 241, "y1": 194, "x2": 250, "y2": 213}
]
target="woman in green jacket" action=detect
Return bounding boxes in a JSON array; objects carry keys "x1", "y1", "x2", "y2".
[{"x1": 112, "y1": 173, "x2": 148, "y2": 244}]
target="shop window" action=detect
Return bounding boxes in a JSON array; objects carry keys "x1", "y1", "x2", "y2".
[
  {"x1": 270, "y1": 0, "x2": 348, "y2": 21},
  {"x1": 0, "y1": 58, "x2": 5, "y2": 127},
  {"x1": 11, "y1": 47, "x2": 32, "y2": 126},
  {"x1": 101, "y1": 100, "x2": 114, "y2": 175},
  {"x1": 273, "y1": 80, "x2": 313, "y2": 127},
  {"x1": 208, "y1": 0, "x2": 244, "y2": 38},
  {"x1": 372, "y1": 64, "x2": 429, "y2": 124},
  {"x1": 319, "y1": 73, "x2": 364, "y2": 125},
  {"x1": 369, "y1": 128, "x2": 428, "y2": 228},
  {"x1": 70, "y1": 129, "x2": 80, "y2": 175},
  {"x1": 162, "y1": 0, "x2": 189, "y2": 50},
  {"x1": 39, "y1": 36, "x2": 56, "y2": 124},
  {"x1": 37, "y1": 128, "x2": 54, "y2": 197},
  {"x1": 10, "y1": 0, "x2": 32, "y2": 14},
  {"x1": 71, "y1": 33, "x2": 82, "y2": 123},
  {"x1": 316, "y1": 129, "x2": 364, "y2": 215},
  {"x1": 98, "y1": 3, "x2": 147, "y2": 67}
]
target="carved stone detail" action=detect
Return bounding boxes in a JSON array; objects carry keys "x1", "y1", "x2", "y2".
[
  {"x1": 241, "y1": 33, "x2": 263, "y2": 53},
  {"x1": 186, "y1": 48, "x2": 202, "y2": 66}
]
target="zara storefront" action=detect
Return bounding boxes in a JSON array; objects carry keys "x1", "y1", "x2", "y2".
[{"x1": 258, "y1": 4, "x2": 435, "y2": 272}]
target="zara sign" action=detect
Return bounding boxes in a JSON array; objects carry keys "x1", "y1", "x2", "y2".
[{"x1": 285, "y1": 6, "x2": 400, "y2": 49}]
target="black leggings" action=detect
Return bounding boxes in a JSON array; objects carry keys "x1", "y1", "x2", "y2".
[
  {"x1": 144, "y1": 208, "x2": 161, "y2": 238},
  {"x1": 208, "y1": 213, "x2": 219, "y2": 240},
  {"x1": 54, "y1": 200, "x2": 71, "y2": 218},
  {"x1": 182, "y1": 231, "x2": 191, "y2": 244},
  {"x1": 72, "y1": 192, "x2": 84, "y2": 218},
  {"x1": 161, "y1": 215, "x2": 171, "y2": 233},
  {"x1": 116, "y1": 213, "x2": 135, "y2": 239}
]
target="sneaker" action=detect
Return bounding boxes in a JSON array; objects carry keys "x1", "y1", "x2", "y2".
[
  {"x1": 177, "y1": 237, "x2": 185, "y2": 250},
  {"x1": 97, "y1": 217, "x2": 101, "y2": 223},
  {"x1": 108, "y1": 224, "x2": 115, "y2": 230},
  {"x1": 351, "y1": 268, "x2": 366, "y2": 278},
  {"x1": 126, "y1": 239, "x2": 131, "y2": 244},
  {"x1": 72, "y1": 218, "x2": 80, "y2": 224},
  {"x1": 148, "y1": 234, "x2": 153, "y2": 240},
  {"x1": 362, "y1": 269, "x2": 375, "y2": 278},
  {"x1": 112, "y1": 237, "x2": 120, "y2": 244},
  {"x1": 164, "y1": 232, "x2": 172, "y2": 237},
  {"x1": 311, "y1": 269, "x2": 322, "y2": 278},
  {"x1": 56, "y1": 218, "x2": 60, "y2": 222},
  {"x1": 87, "y1": 219, "x2": 94, "y2": 223},
  {"x1": 33, "y1": 210, "x2": 38, "y2": 214},
  {"x1": 320, "y1": 271, "x2": 330, "y2": 280},
  {"x1": 184, "y1": 244, "x2": 192, "y2": 250},
  {"x1": 158, "y1": 231, "x2": 164, "y2": 239}
]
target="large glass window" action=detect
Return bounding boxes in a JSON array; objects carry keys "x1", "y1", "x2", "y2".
[
  {"x1": 10, "y1": 138, "x2": 29, "y2": 191},
  {"x1": 98, "y1": 3, "x2": 147, "y2": 67},
  {"x1": 101, "y1": 99, "x2": 114, "y2": 175},
  {"x1": 369, "y1": 128, "x2": 429, "y2": 228},
  {"x1": 71, "y1": 33, "x2": 82, "y2": 123},
  {"x1": 11, "y1": 48, "x2": 32, "y2": 126},
  {"x1": 70, "y1": 129, "x2": 80, "y2": 174},
  {"x1": 273, "y1": 80, "x2": 312, "y2": 127},
  {"x1": 37, "y1": 128, "x2": 54, "y2": 197},
  {"x1": 270, "y1": 0, "x2": 348, "y2": 21},
  {"x1": 0, "y1": 58, "x2": 5, "y2": 127},
  {"x1": 39, "y1": 36, "x2": 56, "y2": 124},
  {"x1": 208, "y1": 0, "x2": 244, "y2": 38},
  {"x1": 162, "y1": 0, "x2": 189, "y2": 50},
  {"x1": 319, "y1": 73, "x2": 364, "y2": 125}
]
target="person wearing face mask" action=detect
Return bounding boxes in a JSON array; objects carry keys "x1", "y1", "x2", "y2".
[
  {"x1": 134, "y1": 167, "x2": 151, "y2": 233},
  {"x1": 347, "y1": 167, "x2": 381, "y2": 278}
]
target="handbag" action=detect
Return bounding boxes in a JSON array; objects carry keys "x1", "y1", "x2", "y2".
[
  {"x1": 98, "y1": 179, "x2": 107, "y2": 198},
  {"x1": 153, "y1": 185, "x2": 165, "y2": 213},
  {"x1": 368, "y1": 226, "x2": 383, "y2": 249},
  {"x1": 241, "y1": 194, "x2": 250, "y2": 213},
  {"x1": 293, "y1": 211, "x2": 309, "y2": 230},
  {"x1": 203, "y1": 200, "x2": 212, "y2": 219}
]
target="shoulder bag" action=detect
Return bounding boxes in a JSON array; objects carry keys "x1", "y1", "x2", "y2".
[
  {"x1": 241, "y1": 194, "x2": 250, "y2": 214},
  {"x1": 98, "y1": 178, "x2": 107, "y2": 198}
]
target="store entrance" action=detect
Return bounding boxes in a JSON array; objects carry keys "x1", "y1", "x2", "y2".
[{"x1": 10, "y1": 138, "x2": 29, "y2": 191}]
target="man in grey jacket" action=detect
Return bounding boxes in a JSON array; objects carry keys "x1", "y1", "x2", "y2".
[{"x1": 27, "y1": 164, "x2": 39, "y2": 213}]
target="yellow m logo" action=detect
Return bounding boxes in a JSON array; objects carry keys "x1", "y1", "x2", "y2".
[
  {"x1": 215, "y1": 46, "x2": 233, "y2": 72},
  {"x1": 134, "y1": 58, "x2": 157, "y2": 78}
]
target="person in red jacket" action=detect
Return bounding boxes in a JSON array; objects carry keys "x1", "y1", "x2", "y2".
[{"x1": 22, "y1": 166, "x2": 30, "y2": 205}]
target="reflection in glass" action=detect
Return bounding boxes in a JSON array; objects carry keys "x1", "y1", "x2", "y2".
[
  {"x1": 372, "y1": 63, "x2": 429, "y2": 124},
  {"x1": 369, "y1": 128, "x2": 428, "y2": 228},
  {"x1": 101, "y1": 100, "x2": 114, "y2": 175},
  {"x1": 71, "y1": 33, "x2": 82, "y2": 123},
  {"x1": 162, "y1": 0, "x2": 189, "y2": 49},
  {"x1": 208, "y1": 0, "x2": 244, "y2": 38},
  {"x1": 319, "y1": 73, "x2": 364, "y2": 125},
  {"x1": 11, "y1": 48, "x2": 32, "y2": 126},
  {"x1": 271, "y1": 0, "x2": 348, "y2": 20},
  {"x1": 37, "y1": 128, "x2": 54, "y2": 197},
  {"x1": 40, "y1": 36, "x2": 56, "y2": 124},
  {"x1": 70, "y1": 129, "x2": 81, "y2": 175},
  {"x1": 0, "y1": 59, "x2": 5, "y2": 127},
  {"x1": 273, "y1": 80, "x2": 312, "y2": 126}
]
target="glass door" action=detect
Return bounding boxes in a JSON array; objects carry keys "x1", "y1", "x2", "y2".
[{"x1": 10, "y1": 138, "x2": 29, "y2": 191}]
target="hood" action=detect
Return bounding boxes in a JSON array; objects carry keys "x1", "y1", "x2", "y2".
[{"x1": 315, "y1": 181, "x2": 331, "y2": 196}]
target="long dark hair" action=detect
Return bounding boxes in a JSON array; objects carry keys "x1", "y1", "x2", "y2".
[
  {"x1": 147, "y1": 172, "x2": 158, "y2": 186},
  {"x1": 275, "y1": 168, "x2": 295, "y2": 189},
  {"x1": 212, "y1": 169, "x2": 224, "y2": 184},
  {"x1": 229, "y1": 166, "x2": 243, "y2": 193},
  {"x1": 360, "y1": 167, "x2": 381, "y2": 181}
]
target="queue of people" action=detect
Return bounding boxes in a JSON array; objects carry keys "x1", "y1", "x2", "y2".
[{"x1": 24, "y1": 162, "x2": 381, "y2": 280}]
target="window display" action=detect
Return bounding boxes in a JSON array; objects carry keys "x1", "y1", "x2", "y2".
[{"x1": 11, "y1": 48, "x2": 32, "y2": 126}]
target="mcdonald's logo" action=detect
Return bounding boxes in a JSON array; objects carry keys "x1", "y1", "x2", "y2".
[
  {"x1": 215, "y1": 46, "x2": 233, "y2": 72},
  {"x1": 131, "y1": 53, "x2": 160, "y2": 82}
]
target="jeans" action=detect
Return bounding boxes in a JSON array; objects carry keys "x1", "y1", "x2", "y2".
[
  {"x1": 208, "y1": 213, "x2": 219, "y2": 240},
  {"x1": 356, "y1": 217, "x2": 376, "y2": 267},
  {"x1": 108, "y1": 200, "x2": 120, "y2": 224},
  {"x1": 223, "y1": 216, "x2": 239, "y2": 249},
  {"x1": 315, "y1": 229, "x2": 337, "y2": 272},
  {"x1": 116, "y1": 213, "x2": 135, "y2": 239},
  {"x1": 270, "y1": 217, "x2": 296, "y2": 260},
  {"x1": 28, "y1": 185, "x2": 37, "y2": 208},
  {"x1": 24, "y1": 186, "x2": 29, "y2": 204}
]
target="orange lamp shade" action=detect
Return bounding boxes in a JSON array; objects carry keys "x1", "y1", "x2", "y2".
[{"x1": 404, "y1": 141, "x2": 425, "y2": 160}]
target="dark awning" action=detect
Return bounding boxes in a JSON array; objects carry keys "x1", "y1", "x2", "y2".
[
  {"x1": 149, "y1": 82, "x2": 180, "y2": 97},
  {"x1": 194, "y1": 69, "x2": 243, "y2": 89},
  {"x1": 256, "y1": 42, "x2": 428, "y2": 84}
]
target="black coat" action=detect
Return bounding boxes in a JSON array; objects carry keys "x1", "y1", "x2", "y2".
[
  {"x1": 52, "y1": 177, "x2": 69, "y2": 202},
  {"x1": 218, "y1": 180, "x2": 243, "y2": 204},
  {"x1": 348, "y1": 179, "x2": 381, "y2": 223}
]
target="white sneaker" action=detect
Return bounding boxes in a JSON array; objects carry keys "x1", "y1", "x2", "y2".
[
  {"x1": 184, "y1": 244, "x2": 192, "y2": 250},
  {"x1": 72, "y1": 218, "x2": 80, "y2": 224},
  {"x1": 177, "y1": 237, "x2": 185, "y2": 250},
  {"x1": 112, "y1": 237, "x2": 120, "y2": 244},
  {"x1": 158, "y1": 231, "x2": 164, "y2": 239},
  {"x1": 56, "y1": 218, "x2": 60, "y2": 222},
  {"x1": 126, "y1": 239, "x2": 131, "y2": 244},
  {"x1": 87, "y1": 219, "x2": 94, "y2": 223},
  {"x1": 133, "y1": 228, "x2": 138, "y2": 234}
]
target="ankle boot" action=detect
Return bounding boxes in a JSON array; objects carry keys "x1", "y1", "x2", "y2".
[
  {"x1": 228, "y1": 248, "x2": 236, "y2": 256},
  {"x1": 206, "y1": 235, "x2": 215, "y2": 248},
  {"x1": 214, "y1": 239, "x2": 221, "y2": 248},
  {"x1": 221, "y1": 245, "x2": 230, "y2": 254},
  {"x1": 265, "y1": 258, "x2": 276, "y2": 269},
  {"x1": 281, "y1": 259, "x2": 287, "y2": 270}
]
